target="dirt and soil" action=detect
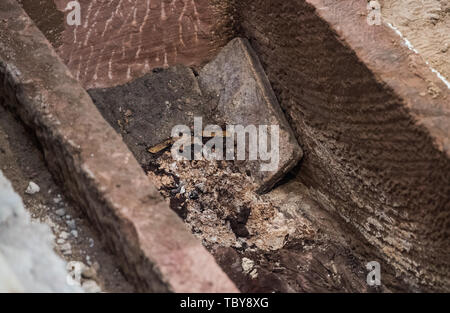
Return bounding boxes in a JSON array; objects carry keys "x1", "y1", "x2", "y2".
[{"x1": 0, "y1": 104, "x2": 134, "y2": 293}]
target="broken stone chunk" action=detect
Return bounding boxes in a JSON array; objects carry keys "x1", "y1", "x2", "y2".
[
  {"x1": 81, "y1": 279, "x2": 101, "y2": 293},
  {"x1": 199, "y1": 38, "x2": 303, "y2": 193},
  {"x1": 25, "y1": 181, "x2": 40, "y2": 195},
  {"x1": 241, "y1": 257, "x2": 255, "y2": 275}
]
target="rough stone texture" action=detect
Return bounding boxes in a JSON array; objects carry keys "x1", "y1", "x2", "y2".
[
  {"x1": 381, "y1": 0, "x2": 450, "y2": 82},
  {"x1": 89, "y1": 39, "x2": 302, "y2": 194},
  {"x1": 237, "y1": 0, "x2": 450, "y2": 291},
  {"x1": 0, "y1": 0, "x2": 237, "y2": 293},
  {"x1": 88, "y1": 65, "x2": 216, "y2": 166},
  {"x1": 18, "y1": 0, "x2": 238, "y2": 89},
  {"x1": 199, "y1": 38, "x2": 303, "y2": 193},
  {"x1": 0, "y1": 171, "x2": 80, "y2": 293}
]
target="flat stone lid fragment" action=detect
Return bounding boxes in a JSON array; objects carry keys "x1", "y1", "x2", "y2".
[
  {"x1": 0, "y1": 0, "x2": 238, "y2": 293},
  {"x1": 199, "y1": 38, "x2": 303, "y2": 193}
]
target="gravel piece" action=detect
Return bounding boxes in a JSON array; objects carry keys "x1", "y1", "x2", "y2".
[
  {"x1": 55, "y1": 209, "x2": 66, "y2": 217},
  {"x1": 25, "y1": 181, "x2": 40, "y2": 195}
]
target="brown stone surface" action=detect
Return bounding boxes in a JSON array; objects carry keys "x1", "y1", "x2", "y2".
[
  {"x1": 0, "y1": 104, "x2": 134, "y2": 293},
  {"x1": 237, "y1": 0, "x2": 450, "y2": 291},
  {"x1": 381, "y1": 0, "x2": 450, "y2": 82},
  {"x1": 199, "y1": 38, "x2": 303, "y2": 193},
  {"x1": 18, "y1": 0, "x2": 237, "y2": 89},
  {"x1": 88, "y1": 38, "x2": 303, "y2": 194},
  {"x1": 0, "y1": 0, "x2": 237, "y2": 293}
]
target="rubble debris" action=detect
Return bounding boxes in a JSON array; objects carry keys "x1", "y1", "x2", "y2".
[
  {"x1": 81, "y1": 266, "x2": 97, "y2": 280},
  {"x1": 241, "y1": 257, "x2": 255, "y2": 275},
  {"x1": 82, "y1": 280, "x2": 101, "y2": 293},
  {"x1": 25, "y1": 181, "x2": 40, "y2": 195},
  {"x1": 71, "y1": 230, "x2": 78, "y2": 238},
  {"x1": 88, "y1": 65, "x2": 215, "y2": 167},
  {"x1": 55, "y1": 208, "x2": 66, "y2": 217}
]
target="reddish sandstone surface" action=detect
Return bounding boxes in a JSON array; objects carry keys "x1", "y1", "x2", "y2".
[{"x1": 20, "y1": 0, "x2": 231, "y2": 89}]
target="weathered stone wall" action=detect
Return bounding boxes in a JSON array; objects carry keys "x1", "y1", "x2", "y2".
[{"x1": 237, "y1": 0, "x2": 450, "y2": 291}]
